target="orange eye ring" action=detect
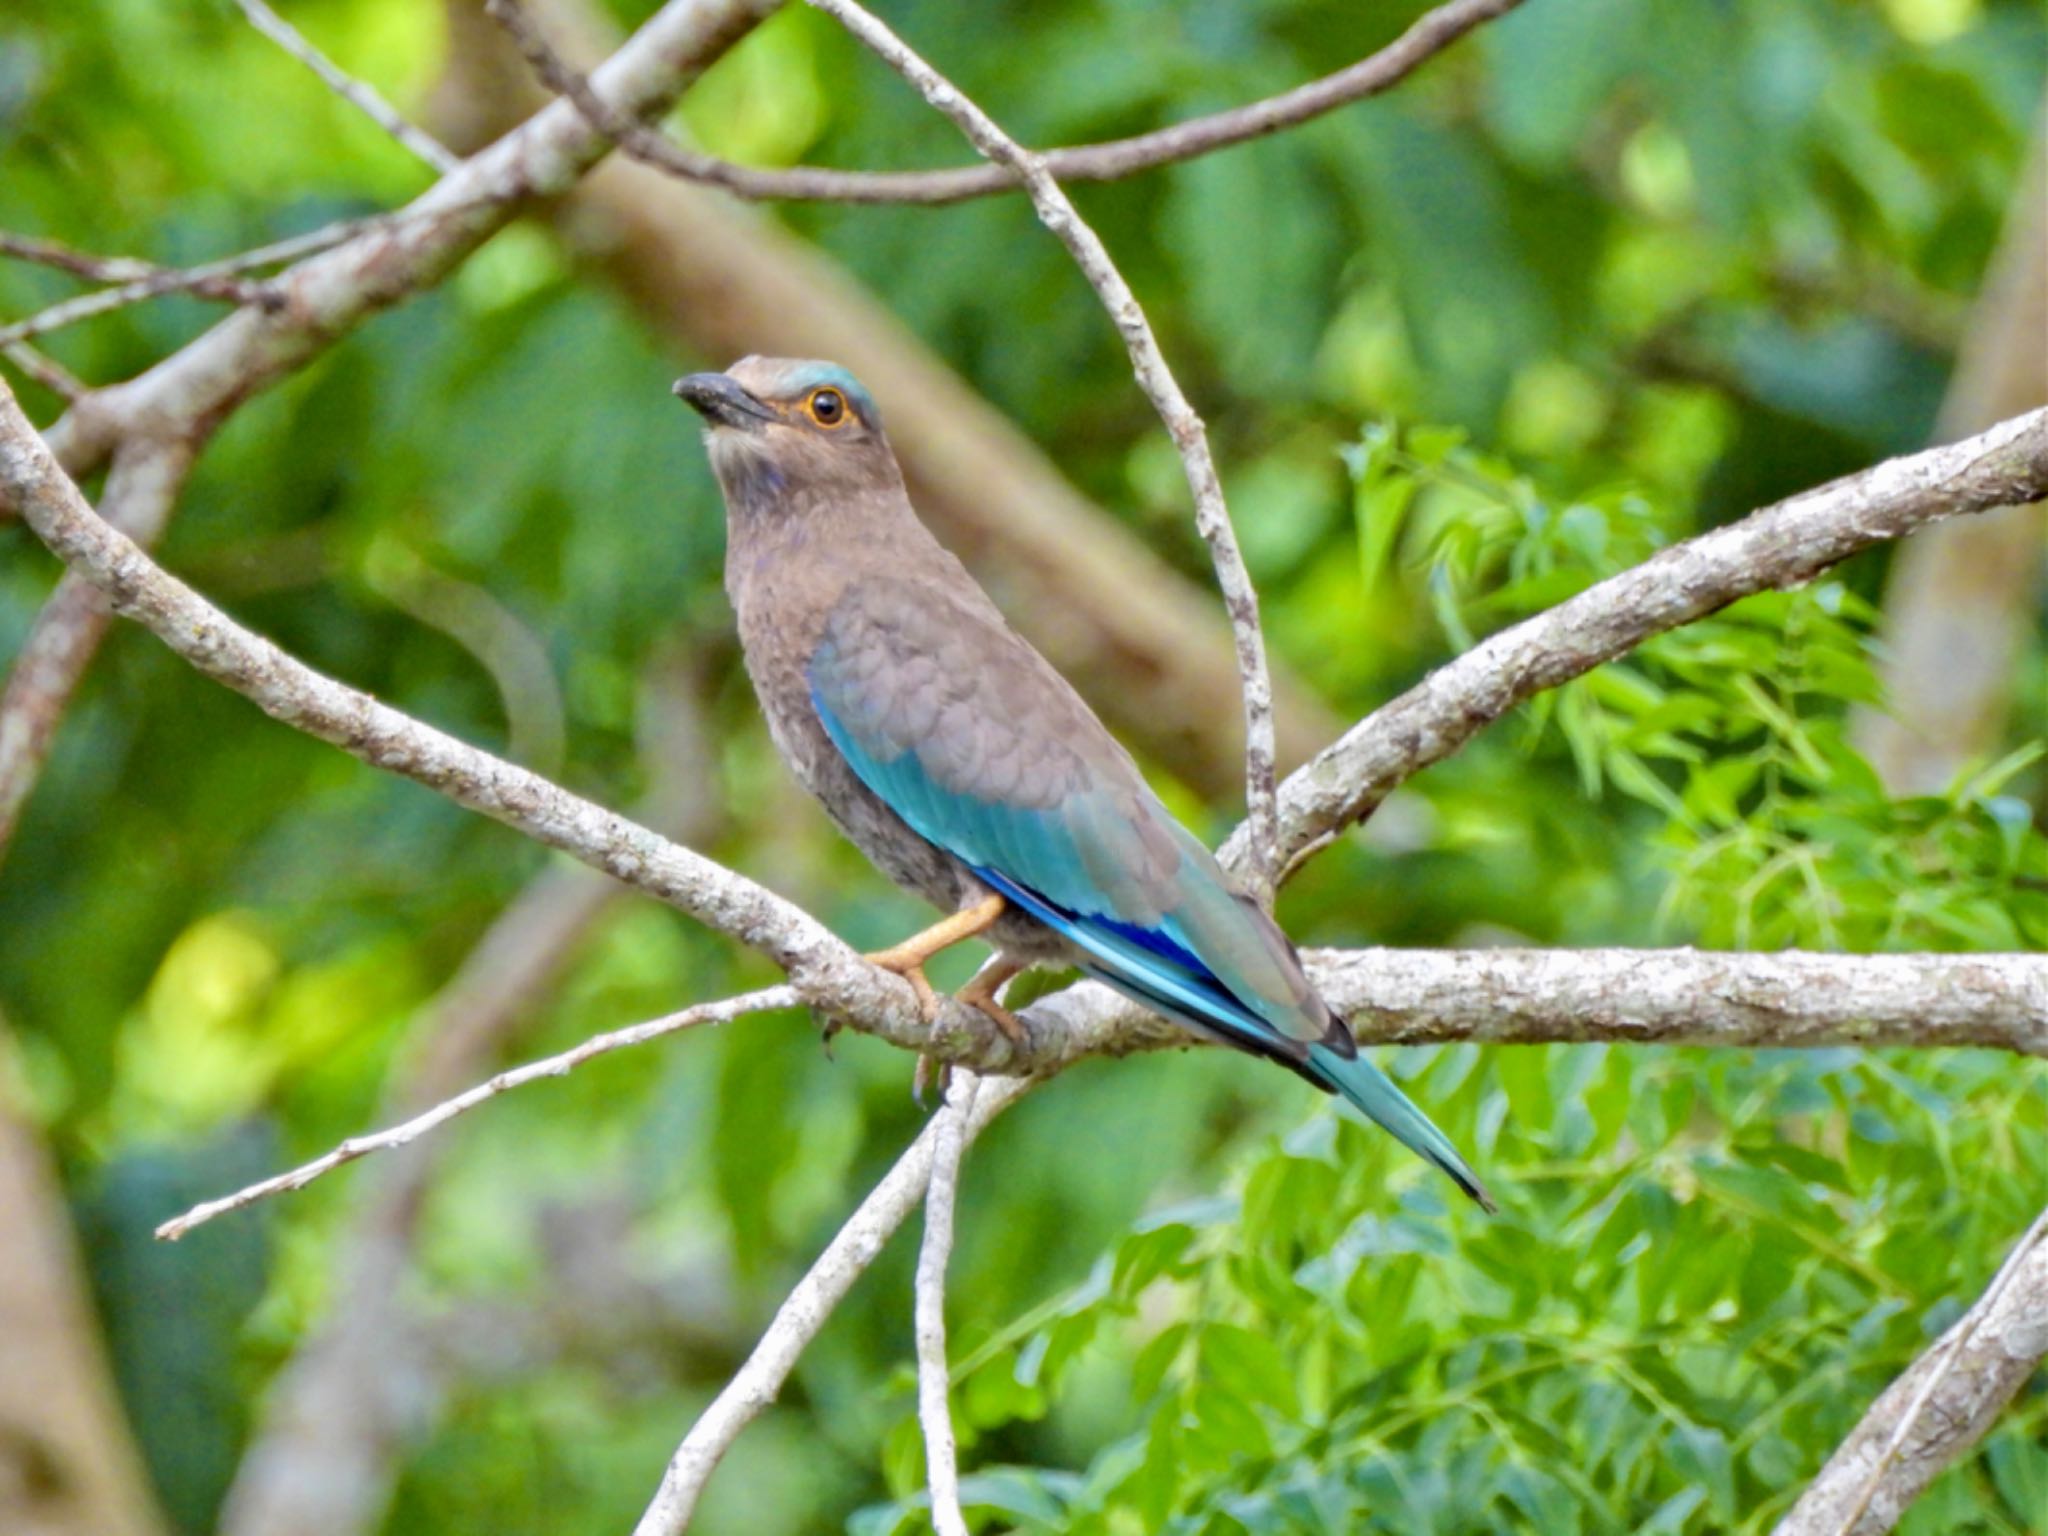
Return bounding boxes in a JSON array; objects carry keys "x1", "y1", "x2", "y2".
[{"x1": 805, "y1": 386, "x2": 849, "y2": 428}]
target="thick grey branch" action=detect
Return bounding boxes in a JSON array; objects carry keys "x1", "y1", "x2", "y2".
[
  {"x1": 1237, "y1": 406, "x2": 2048, "y2": 871},
  {"x1": 0, "y1": 438, "x2": 194, "y2": 859},
  {"x1": 1311, "y1": 947, "x2": 2048, "y2": 1056},
  {"x1": 141, "y1": 940, "x2": 2048, "y2": 1239},
  {"x1": 494, "y1": 0, "x2": 1523, "y2": 206},
  {"x1": 1772, "y1": 1208, "x2": 2048, "y2": 1536},
  {"x1": 807, "y1": 0, "x2": 1281, "y2": 898}
]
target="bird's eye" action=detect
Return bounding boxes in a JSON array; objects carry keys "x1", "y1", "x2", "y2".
[{"x1": 806, "y1": 387, "x2": 848, "y2": 427}]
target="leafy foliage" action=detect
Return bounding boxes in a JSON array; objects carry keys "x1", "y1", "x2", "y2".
[
  {"x1": 859, "y1": 433, "x2": 2048, "y2": 1534},
  {"x1": 890, "y1": 1042, "x2": 2045, "y2": 1536}
]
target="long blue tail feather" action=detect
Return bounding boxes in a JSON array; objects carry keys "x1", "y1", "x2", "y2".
[
  {"x1": 981, "y1": 865, "x2": 1495, "y2": 1212},
  {"x1": 1303, "y1": 1045, "x2": 1496, "y2": 1213}
]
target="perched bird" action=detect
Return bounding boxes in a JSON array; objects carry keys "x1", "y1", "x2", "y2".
[{"x1": 677, "y1": 356, "x2": 1492, "y2": 1211}]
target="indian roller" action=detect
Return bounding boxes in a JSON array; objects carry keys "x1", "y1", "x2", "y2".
[{"x1": 677, "y1": 357, "x2": 1493, "y2": 1211}]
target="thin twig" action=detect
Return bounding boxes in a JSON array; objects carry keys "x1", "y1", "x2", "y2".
[
  {"x1": 0, "y1": 340, "x2": 85, "y2": 401},
  {"x1": 805, "y1": 0, "x2": 1283, "y2": 900},
  {"x1": 0, "y1": 205, "x2": 503, "y2": 348},
  {"x1": 633, "y1": 1074, "x2": 1032, "y2": 1536},
  {"x1": 1308, "y1": 946, "x2": 2048, "y2": 1057},
  {"x1": 231, "y1": 0, "x2": 461, "y2": 173},
  {"x1": 156, "y1": 984, "x2": 795, "y2": 1240},
  {"x1": 0, "y1": 230, "x2": 278, "y2": 310},
  {"x1": 491, "y1": 0, "x2": 1523, "y2": 206},
  {"x1": 915, "y1": 1070, "x2": 978, "y2": 1536}
]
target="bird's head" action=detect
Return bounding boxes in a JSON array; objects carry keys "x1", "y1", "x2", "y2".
[{"x1": 674, "y1": 356, "x2": 896, "y2": 510}]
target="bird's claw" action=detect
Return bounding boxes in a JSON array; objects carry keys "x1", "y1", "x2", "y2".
[
  {"x1": 960, "y1": 989, "x2": 1028, "y2": 1048},
  {"x1": 864, "y1": 948, "x2": 943, "y2": 1022},
  {"x1": 911, "y1": 1052, "x2": 950, "y2": 1107}
]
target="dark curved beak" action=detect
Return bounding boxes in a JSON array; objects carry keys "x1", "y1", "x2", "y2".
[{"x1": 673, "y1": 372, "x2": 775, "y2": 428}]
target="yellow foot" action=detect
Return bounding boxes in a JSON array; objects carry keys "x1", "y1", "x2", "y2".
[
  {"x1": 864, "y1": 947, "x2": 942, "y2": 1021},
  {"x1": 864, "y1": 893, "x2": 1007, "y2": 1023},
  {"x1": 957, "y1": 955, "x2": 1030, "y2": 1047}
]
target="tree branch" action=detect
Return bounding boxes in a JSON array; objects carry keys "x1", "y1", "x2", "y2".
[
  {"x1": 1, "y1": 339, "x2": 86, "y2": 401},
  {"x1": 805, "y1": 0, "x2": 1281, "y2": 898},
  {"x1": 8, "y1": 383, "x2": 2048, "y2": 1090},
  {"x1": 1310, "y1": 947, "x2": 2048, "y2": 1057},
  {"x1": 0, "y1": 437, "x2": 194, "y2": 860},
  {"x1": 0, "y1": 230, "x2": 278, "y2": 314},
  {"x1": 37, "y1": 0, "x2": 774, "y2": 483},
  {"x1": 1236, "y1": 405, "x2": 2048, "y2": 873},
  {"x1": 230, "y1": 0, "x2": 462, "y2": 173},
  {"x1": 0, "y1": 212, "x2": 420, "y2": 349},
  {"x1": 144, "y1": 938, "x2": 2048, "y2": 1243},
  {"x1": 914, "y1": 1071, "x2": 977, "y2": 1536},
  {"x1": 491, "y1": 0, "x2": 1524, "y2": 206},
  {"x1": 1772, "y1": 1207, "x2": 2048, "y2": 1536},
  {"x1": 0, "y1": 0, "x2": 775, "y2": 863},
  {"x1": 631, "y1": 1074, "x2": 1031, "y2": 1536},
  {"x1": 156, "y1": 984, "x2": 795, "y2": 1241}
]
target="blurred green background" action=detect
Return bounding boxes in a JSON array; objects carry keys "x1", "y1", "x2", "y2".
[{"x1": 0, "y1": 1, "x2": 2043, "y2": 1533}]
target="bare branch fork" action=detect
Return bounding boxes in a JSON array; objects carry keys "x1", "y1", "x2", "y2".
[
  {"x1": 0, "y1": 210, "x2": 464, "y2": 352},
  {"x1": 0, "y1": 231, "x2": 279, "y2": 313},
  {"x1": 489, "y1": 0, "x2": 1526, "y2": 207}
]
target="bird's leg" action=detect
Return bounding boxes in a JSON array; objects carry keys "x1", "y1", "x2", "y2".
[
  {"x1": 956, "y1": 954, "x2": 1029, "y2": 1046},
  {"x1": 864, "y1": 892, "x2": 1008, "y2": 1022}
]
